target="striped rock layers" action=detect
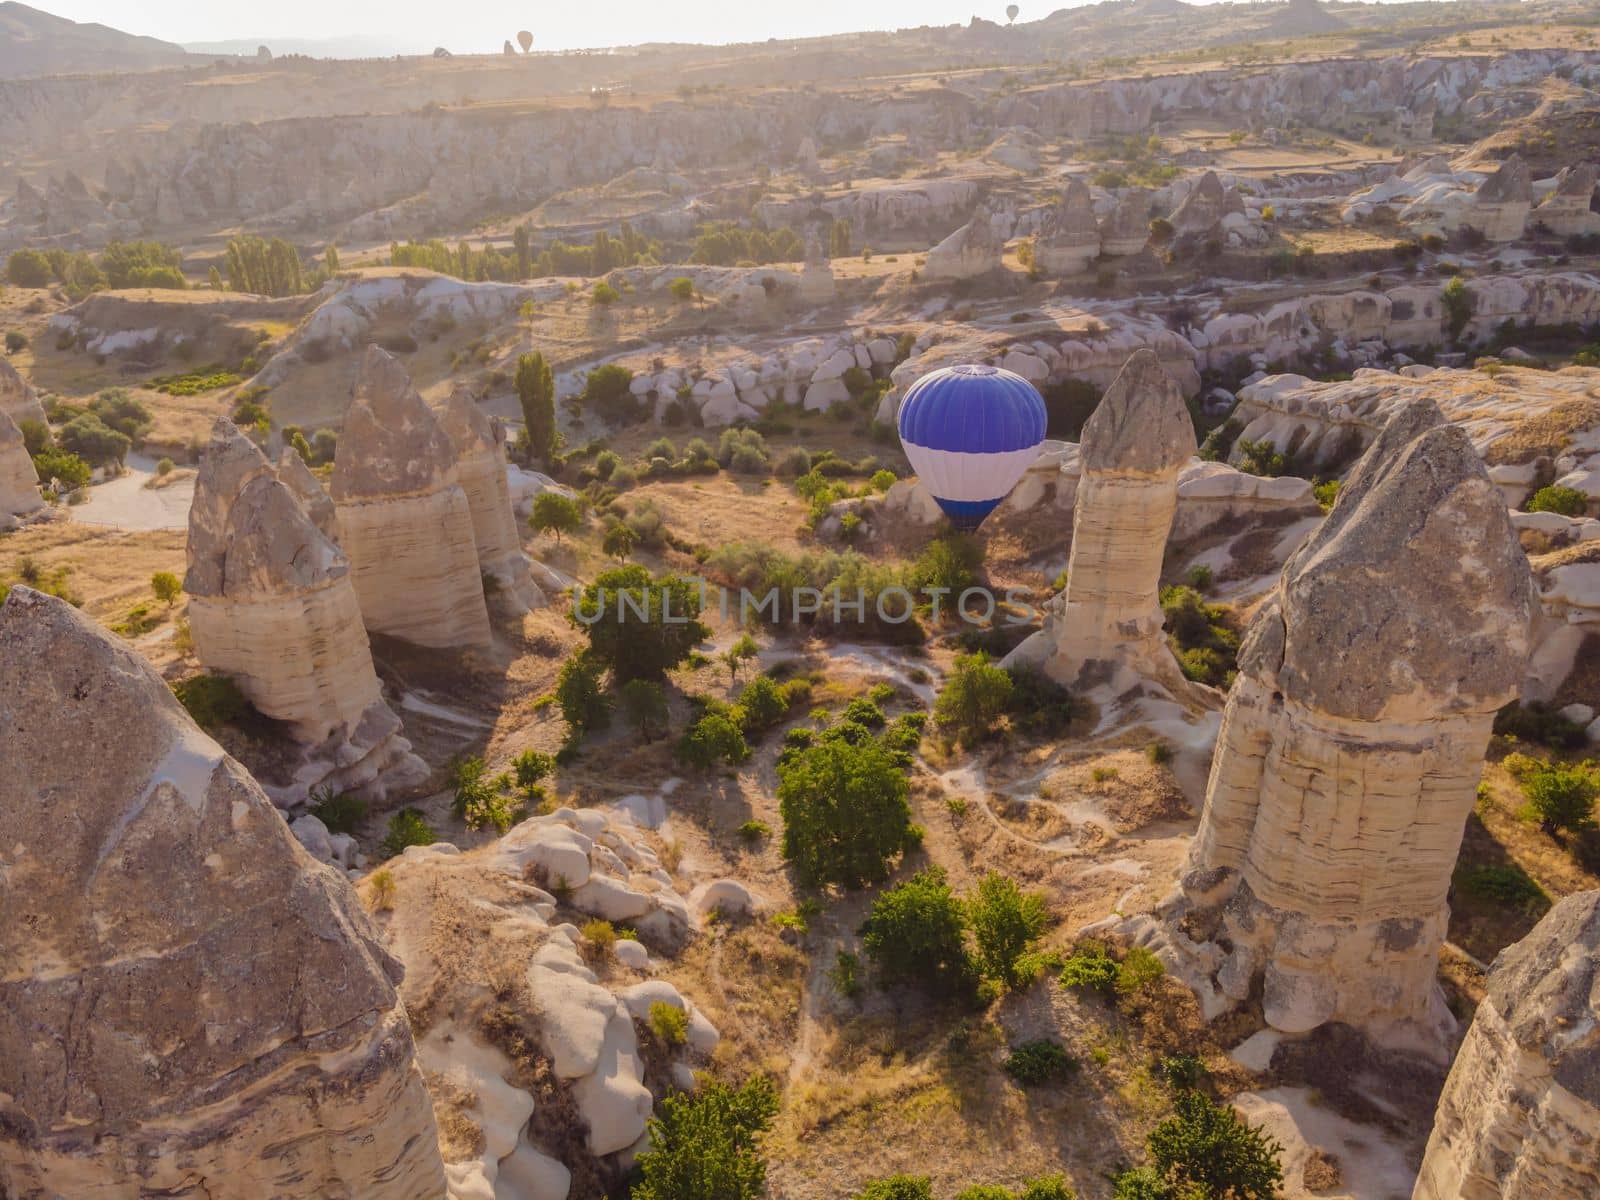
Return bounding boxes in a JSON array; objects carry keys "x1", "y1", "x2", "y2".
[
  {"x1": 1034, "y1": 178, "x2": 1101, "y2": 275},
  {"x1": 1168, "y1": 399, "x2": 1533, "y2": 1054},
  {"x1": 0, "y1": 588, "x2": 446, "y2": 1200},
  {"x1": 184, "y1": 418, "x2": 424, "y2": 801},
  {"x1": 1008, "y1": 350, "x2": 1197, "y2": 689},
  {"x1": 1413, "y1": 889, "x2": 1600, "y2": 1200},
  {"x1": 332, "y1": 347, "x2": 492, "y2": 650},
  {"x1": 439, "y1": 386, "x2": 548, "y2": 614}
]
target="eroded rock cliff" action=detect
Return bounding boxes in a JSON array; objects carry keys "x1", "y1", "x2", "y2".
[{"x1": 0, "y1": 586, "x2": 446, "y2": 1200}]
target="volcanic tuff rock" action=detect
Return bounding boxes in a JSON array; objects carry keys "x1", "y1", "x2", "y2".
[
  {"x1": 923, "y1": 205, "x2": 1004, "y2": 280},
  {"x1": 1169, "y1": 170, "x2": 1230, "y2": 238},
  {"x1": 184, "y1": 419, "x2": 425, "y2": 803},
  {"x1": 1097, "y1": 187, "x2": 1150, "y2": 255},
  {"x1": 438, "y1": 386, "x2": 548, "y2": 614},
  {"x1": 1472, "y1": 153, "x2": 1533, "y2": 242},
  {"x1": 1006, "y1": 350, "x2": 1197, "y2": 688},
  {"x1": 1413, "y1": 890, "x2": 1600, "y2": 1200},
  {"x1": 1154, "y1": 400, "x2": 1533, "y2": 1055},
  {"x1": 1535, "y1": 162, "x2": 1599, "y2": 237},
  {"x1": 0, "y1": 406, "x2": 41, "y2": 522},
  {"x1": 276, "y1": 444, "x2": 339, "y2": 541},
  {"x1": 332, "y1": 347, "x2": 493, "y2": 650},
  {"x1": 1033, "y1": 178, "x2": 1101, "y2": 274},
  {"x1": 0, "y1": 356, "x2": 45, "y2": 428},
  {"x1": 0, "y1": 587, "x2": 445, "y2": 1200},
  {"x1": 376, "y1": 807, "x2": 716, "y2": 1196}
]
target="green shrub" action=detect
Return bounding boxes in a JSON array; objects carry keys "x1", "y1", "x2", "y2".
[
  {"x1": 1003, "y1": 1039, "x2": 1078, "y2": 1086},
  {"x1": 1520, "y1": 761, "x2": 1599, "y2": 836},
  {"x1": 1142, "y1": 1090, "x2": 1284, "y2": 1200},
  {"x1": 31, "y1": 447, "x2": 91, "y2": 489},
  {"x1": 530, "y1": 491, "x2": 583, "y2": 542},
  {"x1": 150, "y1": 571, "x2": 182, "y2": 605},
  {"x1": 648, "y1": 1000, "x2": 689, "y2": 1045},
  {"x1": 619, "y1": 678, "x2": 670, "y2": 741},
  {"x1": 380, "y1": 808, "x2": 437, "y2": 857},
  {"x1": 853, "y1": 1176, "x2": 933, "y2": 1200},
  {"x1": 910, "y1": 533, "x2": 983, "y2": 596},
  {"x1": 4, "y1": 330, "x2": 27, "y2": 354},
  {"x1": 1494, "y1": 701, "x2": 1589, "y2": 749},
  {"x1": 631, "y1": 1076, "x2": 779, "y2": 1200},
  {"x1": 859, "y1": 866, "x2": 974, "y2": 994},
  {"x1": 58, "y1": 413, "x2": 130, "y2": 467},
  {"x1": 1059, "y1": 941, "x2": 1119, "y2": 994},
  {"x1": 1116, "y1": 946, "x2": 1165, "y2": 995},
  {"x1": 582, "y1": 918, "x2": 618, "y2": 955},
  {"x1": 556, "y1": 651, "x2": 611, "y2": 733},
  {"x1": 1157, "y1": 1053, "x2": 1207, "y2": 1091},
  {"x1": 968, "y1": 872, "x2": 1051, "y2": 990},
  {"x1": 1160, "y1": 585, "x2": 1239, "y2": 688},
  {"x1": 779, "y1": 734, "x2": 913, "y2": 889},
  {"x1": 739, "y1": 819, "x2": 772, "y2": 841},
  {"x1": 450, "y1": 755, "x2": 522, "y2": 833},
  {"x1": 172, "y1": 673, "x2": 249, "y2": 728},
  {"x1": 1527, "y1": 485, "x2": 1588, "y2": 517},
  {"x1": 308, "y1": 786, "x2": 366, "y2": 835},
  {"x1": 934, "y1": 651, "x2": 1014, "y2": 746},
  {"x1": 677, "y1": 708, "x2": 751, "y2": 769},
  {"x1": 572, "y1": 565, "x2": 709, "y2": 681}
]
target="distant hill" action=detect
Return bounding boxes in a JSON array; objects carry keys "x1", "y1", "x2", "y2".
[
  {"x1": 183, "y1": 34, "x2": 421, "y2": 61},
  {"x1": 0, "y1": 2, "x2": 189, "y2": 76}
]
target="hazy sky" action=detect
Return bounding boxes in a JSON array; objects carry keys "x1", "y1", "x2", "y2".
[{"x1": 39, "y1": 0, "x2": 1406, "y2": 54}]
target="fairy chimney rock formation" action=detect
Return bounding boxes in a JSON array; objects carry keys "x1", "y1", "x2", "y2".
[
  {"x1": 1535, "y1": 162, "x2": 1599, "y2": 238},
  {"x1": 1413, "y1": 889, "x2": 1600, "y2": 1200},
  {"x1": 0, "y1": 587, "x2": 446, "y2": 1199},
  {"x1": 0, "y1": 357, "x2": 46, "y2": 429},
  {"x1": 800, "y1": 227, "x2": 837, "y2": 302},
  {"x1": 1, "y1": 408, "x2": 42, "y2": 523},
  {"x1": 331, "y1": 346, "x2": 493, "y2": 650},
  {"x1": 1166, "y1": 399, "x2": 1533, "y2": 1055},
  {"x1": 185, "y1": 419, "x2": 424, "y2": 801},
  {"x1": 1034, "y1": 178, "x2": 1101, "y2": 274},
  {"x1": 1170, "y1": 170, "x2": 1229, "y2": 238},
  {"x1": 1006, "y1": 350, "x2": 1196, "y2": 688},
  {"x1": 1473, "y1": 154, "x2": 1533, "y2": 242},
  {"x1": 1101, "y1": 188, "x2": 1152, "y2": 255},
  {"x1": 439, "y1": 386, "x2": 547, "y2": 614},
  {"x1": 276, "y1": 445, "x2": 340, "y2": 542},
  {"x1": 923, "y1": 205, "x2": 1004, "y2": 280}
]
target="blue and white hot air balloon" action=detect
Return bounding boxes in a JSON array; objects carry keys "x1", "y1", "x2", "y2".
[{"x1": 896, "y1": 364, "x2": 1048, "y2": 530}]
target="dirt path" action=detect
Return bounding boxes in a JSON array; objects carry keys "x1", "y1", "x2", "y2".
[{"x1": 71, "y1": 453, "x2": 195, "y2": 531}]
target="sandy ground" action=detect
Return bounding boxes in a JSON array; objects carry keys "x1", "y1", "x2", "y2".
[{"x1": 71, "y1": 453, "x2": 196, "y2": 531}]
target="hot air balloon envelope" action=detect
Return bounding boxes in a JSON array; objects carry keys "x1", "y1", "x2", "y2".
[
  {"x1": 896, "y1": 364, "x2": 1047, "y2": 530},
  {"x1": 1006, "y1": 3, "x2": 1020, "y2": 20}
]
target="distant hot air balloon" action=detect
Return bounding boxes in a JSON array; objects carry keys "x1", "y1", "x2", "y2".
[
  {"x1": 1006, "y1": 4, "x2": 1020, "y2": 22},
  {"x1": 896, "y1": 364, "x2": 1047, "y2": 530},
  {"x1": 517, "y1": 30, "x2": 534, "y2": 52}
]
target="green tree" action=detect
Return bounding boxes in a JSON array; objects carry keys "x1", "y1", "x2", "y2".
[
  {"x1": 224, "y1": 235, "x2": 304, "y2": 296},
  {"x1": 1442, "y1": 276, "x2": 1474, "y2": 341},
  {"x1": 31, "y1": 448, "x2": 91, "y2": 490},
  {"x1": 580, "y1": 363, "x2": 639, "y2": 425},
  {"x1": 58, "y1": 414, "x2": 130, "y2": 467},
  {"x1": 631, "y1": 1075, "x2": 779, "y2": 1200},
  {"x1": 325, "y1": 244, "x2": 341, "y2": 274},
  {"x1": 572, "y1": 564, "x2": 709, "y2": 681},
  {"x1": 530, "y1": 491, "x2": 583, "y2": 543},
  {"x1": 513, "y1": 224, "x2": 533, "y2": 279},
  {"x1": 5, "y1": 249, "x2": 52, "y2": 288},
  {"x1": 207, "y1": 265, "x2": 224, "y2": 290},
  {"x1": 829, "y1": 220, "x2": 853, "y2": 259},
  {"x1": 859, "y1": 867, "x2": 973, "y2": 993},
  {"x1": 1142, "y1": 1091, "x2": 1284, "y2": 1200},
  {"x1": 669, "y1": 275, "x2": 696, "y2": 304},
  {"x1": 1521, "y1": 761, "x2": 1599, "y2": 836},
  {"x1": 602, "y1": 521, "x2": 638, "y2": 561},
  {"x1": 555, "y1": 650, "x2": 611, "y2": 733},
  {"x1": 968, "y1": 872, "x2": 1050, "y2": 990},
  {"x1": 619, "y1": 678, "x2": 669, "y2": 742},
  {"x1": 934, "y1": 652, "x2": 1014, "y2": 745},
  {"x1": 778, "y1": 735, "x2": 914, "y2": 889},
  {"x1": 722, "y1": 632, "x2": 759, "y2": 683},
  {"x1": 592, "y1": 280, "x2": 620, "y2": 306},
  {"x1": 515, "y1": 351, "x2": 558, "y2": 465},
  {"x1": 151, "y1": 571, "x2": 183, "y2": 607},
  {"x1": 677, "y1": 708, "x2": 750, "y2": 769}
]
